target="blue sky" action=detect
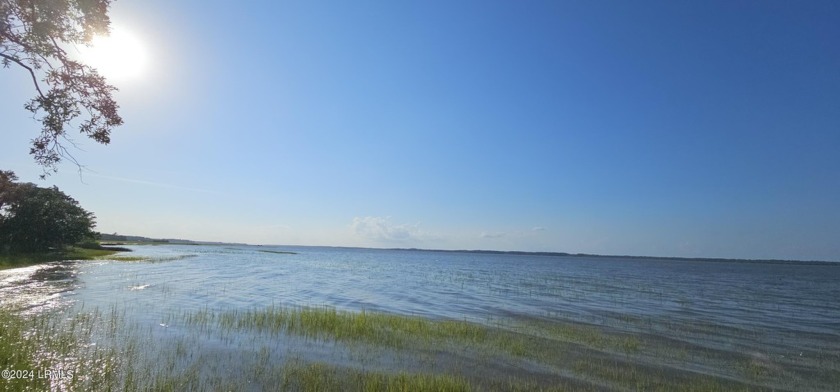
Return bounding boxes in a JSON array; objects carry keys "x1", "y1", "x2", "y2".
[{"x1": 2, "y1": 1, "x2": 839, "y2": 260}]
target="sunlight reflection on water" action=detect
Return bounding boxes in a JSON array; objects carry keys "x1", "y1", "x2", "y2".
[{"x1": 0, "y1": 262, "x2": 80, "y2": 315}]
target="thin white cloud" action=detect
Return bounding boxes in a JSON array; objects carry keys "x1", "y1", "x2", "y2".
[
  {"x1": 481, "y1": 227, "x2": 547, "y2": 239},
  {"x1": 86, "y1": 172, "x2": 220, "y2": 194},
  {"x1": 351, "y1": 216, "x2": 425, "y2": 242}
]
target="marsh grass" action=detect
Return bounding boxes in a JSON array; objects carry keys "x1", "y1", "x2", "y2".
[
  {"x1": 0, "y1": 247, "x2": 122, "y2": 270},
  {"x1": 0, "y1": 306, "x2": 127, "y2": 391},
  {"x1": 2, "y1": 305, "x2": 501, "y2": 391},
  {"x1": 570, "y1": 359, "x2": 753, "y2": 392},
  {"x1": 188, "y1": 305, "x2": 530, "y2": 356},
  {"x1": 182, "y1": 306, "x2": 776, "y2": 391},
  {"x1": 518, "y1": 319, "x2": 643, "y2": 354},
  {"x1": 2, "y1": 302, "x2": 833, "y2": 391},
  {"x1": 108, "y1": 255, "x2": 148, "y2": 262},
  {"x1": 281, "y1": 361, "x2": 471, "y2": 392},
  {"x1": 103, "y1": 254, "x2": 197, "y2": 263},
  {"x1": 1, "y1": 306, "x2": 245, "y2": 391},
  {"x1": 0, "y1": 308, "x2": 52, "y2": 391}
]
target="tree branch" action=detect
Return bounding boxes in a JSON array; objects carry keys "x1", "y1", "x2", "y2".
[
  {"x1": 0, "y1": 51, "x2": 45, "y2": 98},
  {"x1": 1, "y1": 30, "x2": 58, "y2": 70}
]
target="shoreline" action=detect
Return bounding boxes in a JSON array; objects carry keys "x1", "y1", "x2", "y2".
[{"x1": 0, "y1": 245, "x2": 129, "y2": 270}]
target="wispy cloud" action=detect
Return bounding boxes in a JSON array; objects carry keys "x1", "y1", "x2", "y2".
[
  {"x1": 351, "y1": 216, "x2": 427, "y2": 242},
  {"x1": 86, "y1": 173, "x2": 220, "y2": 194},
  {"x1": 480, "y1": 227, "x2": 548, "y2": 239}
]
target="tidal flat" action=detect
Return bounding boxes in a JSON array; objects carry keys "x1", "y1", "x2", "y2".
[{"x1": 1, "y1": 245, "x2": 838, "y2": 391}]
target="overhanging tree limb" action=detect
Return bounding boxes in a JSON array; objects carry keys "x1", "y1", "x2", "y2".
[
  {"x1": 0, "y1": 52, "x2": 45, "y2": 98},
  {"x1": 1, "y1": 0, "x2": 121, "y2": 178}
]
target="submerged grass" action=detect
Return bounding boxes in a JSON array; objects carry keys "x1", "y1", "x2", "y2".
[
  {"x1": 520, "y1": 318, "x2": 643, "y2": 354},
  {"x1": 102, "y1": 254, "x2": 197, "y2": 263},
  {"x1": 188, "y1": 305, "x2": 527, "y2": 356},
  {"x1": 3, "y1": 300, "x2": 831, "y2": 391},
  {"x1": 193, "y1": 305, "x2": 647, "y2": 361},
  {"x1": 280, "y1": 361, "x2": 585, "y2": 392},
  {"x1": 0, "y1": 306, "x2": 517, "y2": 391},
  {"x1": 183, "y1": 306, "x2": 771, "y2": 391},
  {"x1": 281, "y1": 361, "x2": 471, "y2": 392},
  {"x1": 108, "y1": 255, "x2": 149, "y2": 262}
]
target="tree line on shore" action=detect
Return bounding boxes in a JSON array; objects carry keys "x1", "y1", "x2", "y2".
[{"x1": 0, "y1": 170, "x2": 97, "y2": 254}]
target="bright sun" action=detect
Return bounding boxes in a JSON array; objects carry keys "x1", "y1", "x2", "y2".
[{"x1": 79, "y1": 25, "x2": 148, "y2": 81}]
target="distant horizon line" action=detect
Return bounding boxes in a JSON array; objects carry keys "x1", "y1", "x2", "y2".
[{"x1": 99, "y1": 232, "x2": 840, "y2": 265}]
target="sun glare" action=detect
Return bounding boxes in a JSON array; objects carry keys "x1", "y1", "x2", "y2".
[{"x1": 79, "y1": 25, "x2": 148, "y2": 81}]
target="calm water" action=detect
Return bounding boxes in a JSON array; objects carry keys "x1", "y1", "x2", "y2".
[{"x1": 2, "y1": 244, "x2": 839, "y2": 389}]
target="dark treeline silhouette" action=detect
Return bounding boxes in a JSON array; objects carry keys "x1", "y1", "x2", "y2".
[{"x1": 0, "y1": 170, "x2": 97, "y2": 253}]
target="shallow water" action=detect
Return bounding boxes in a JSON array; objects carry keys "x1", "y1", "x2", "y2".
[{"x1": 2, "y1": 244, "x2": 839, "y2": 390}]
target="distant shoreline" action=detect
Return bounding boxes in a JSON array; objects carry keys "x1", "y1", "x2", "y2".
[
  {"x1": 383, "y1": 247, "x2": 840, "y2": 266},
  {"x1": 101, "y1": 233, "x2": 838, "y2": 265}
]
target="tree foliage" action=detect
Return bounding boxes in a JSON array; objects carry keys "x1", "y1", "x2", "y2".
[
  {"x1": 0, "y1": 170, "x2": 97, "y2": 252},
  {"x1": 1, "y1": 0, "x2": 122, "y2": 177},
  {"x1": 0, "y1": 170, "x2": 20, "y2": 212}
]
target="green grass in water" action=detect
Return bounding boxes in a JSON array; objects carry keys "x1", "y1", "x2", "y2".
[
  {"x1": 186, "y1": 306, "x2": 770, "y2": 391},
  {"x1": 0, "y1": 247, "x2": 123, "y2": 270},
  {"x1": 108, "y1": 255, "x2": 149, "y2": 262},
  {"x1": 1, "y1": 303, "x2": 810, "y2": 391},
  {"x1": 189, "y1": 305, "x2": 526, "y2": 355},
  {"x1": 281, "y1": 361, "x2": 471, "y2": 392},
  {"x1": 0, "y1": 307, "x2": 124, "y2": 391}
]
